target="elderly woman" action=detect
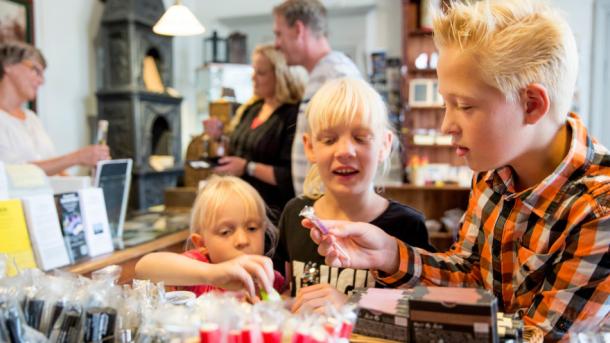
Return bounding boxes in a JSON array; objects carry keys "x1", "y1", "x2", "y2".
[
  {"x1": 0, "y1": 41, "x2": 109, "y2": 175},
  {"x1": 214, "y1": 44, "x2": 306, "y2": 222}
]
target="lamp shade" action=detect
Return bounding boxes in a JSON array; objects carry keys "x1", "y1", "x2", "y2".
[{"x1": 153, "y1": 1, "x2": 205, "y2": 36}]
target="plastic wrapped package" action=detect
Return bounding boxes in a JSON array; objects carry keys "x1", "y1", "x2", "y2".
[{"x1": 81, "y1": 268, "x2": 126, "y2": 343}]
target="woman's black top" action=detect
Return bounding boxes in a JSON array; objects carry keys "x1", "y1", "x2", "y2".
[{"x1": 229, "y1": 99, "x2": 299, "y2": 222}]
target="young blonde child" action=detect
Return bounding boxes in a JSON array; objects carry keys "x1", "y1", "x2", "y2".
[
  {"x1": 303, "y1": 0, "x2": 609, "y2": 340},
  {"x1": 135, "y1": 175, "x2": 284, "y2": 299},
  {"x1": 274, "y1": 78, "x2": 434, "y2": 313}
]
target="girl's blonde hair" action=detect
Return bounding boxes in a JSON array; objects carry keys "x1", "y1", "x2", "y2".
[
  {"x1": 433, "y1": 0, "x2": 578, "y2": 121},
  {"x1": 189, "y1": 175, "x2": 278, "y2": 256},
  {"x1": 303, "y1": 78, "x2": 395, "y2": 199},
  {"x1": 229, "y1": 44, "x2": 307, "y2": 131}
]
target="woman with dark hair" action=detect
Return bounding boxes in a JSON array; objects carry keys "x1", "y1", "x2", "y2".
[{"x1": 0, "y1": 41, "x2": 109, "y2": 175}]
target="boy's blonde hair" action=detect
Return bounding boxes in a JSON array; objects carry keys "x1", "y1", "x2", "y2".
[
  {"x1": 303, "y1": 78, "x2": 395, "y2": 199},
  {"x1": 433, "y1": 0, "x2": 578, "y2": 121},
  {"x1": 190, "y1": 175, "x2": 278, "y2": 256},
  {"x1": 229, "y1": 43, "x2": 307, "y2": 132}
]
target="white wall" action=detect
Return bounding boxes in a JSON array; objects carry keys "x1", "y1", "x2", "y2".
[
  {"x1": 34, "y1": 0, "x2": 103, "y2": 174},
  {"x1": 554, "y1": 0, "x2": 595, "y2": 125},
  {"x1": 182, "y1": 0, "x2": 400, "y2": 154},
  {"x1": 193, "y1": 0, "x2": 401, "y2": 71},
  {"x1": 31, "y1": 0, "x2": 602, "y2": 175},
  {"x1": 589, "y1": 0, "x2": 610, "y2": 147}
]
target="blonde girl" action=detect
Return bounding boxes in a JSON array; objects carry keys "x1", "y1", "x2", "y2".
[
  {"x1": 136, "y1": 175, "x2": 284, "y2": 298},
  {"x1": 274, "y1": 78, "x2": 433, "y2": 313}
]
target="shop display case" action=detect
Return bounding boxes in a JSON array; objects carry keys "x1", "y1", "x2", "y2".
[{"x1": 195, "y1": 62, "x2": 253, "y2": 119}]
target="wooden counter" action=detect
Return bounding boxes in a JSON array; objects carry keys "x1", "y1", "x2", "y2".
[{"x1": 66, "y1": 229, "x2": 190, "y2": 284}]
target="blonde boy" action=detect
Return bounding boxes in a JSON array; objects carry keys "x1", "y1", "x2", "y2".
[{"x1": 304, "y1": 0, "x2": 610, "y2": 340}]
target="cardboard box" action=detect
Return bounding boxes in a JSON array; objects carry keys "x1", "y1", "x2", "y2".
[
  {"x1": 350, "y1": 288, "x2": 412, "y2": 341},
  {"x1": 409, "y1": 286, "x2": 498, "y2": 343}
]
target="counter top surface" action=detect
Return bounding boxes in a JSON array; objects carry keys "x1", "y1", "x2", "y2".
[{"x1": 66, "y1": 229, "x2": 189, "y2": 276}]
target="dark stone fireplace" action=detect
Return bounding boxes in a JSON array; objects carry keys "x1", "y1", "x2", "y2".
[{"x1": 96, "y1": 0, "x2": 183, "y2": 210}]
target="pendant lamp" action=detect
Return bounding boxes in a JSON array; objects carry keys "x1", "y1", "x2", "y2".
[{"x1": 153, "y1": 0, "x2": 205, "y2": 36}]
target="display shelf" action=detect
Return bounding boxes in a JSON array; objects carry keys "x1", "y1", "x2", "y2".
[
  {"x1": 401, "y1": 1, "x2": 466, "y2": 176},
  {"x1": 388, "y1": 184, "x2": 469, "y2": 191},
  {"x1": 408, "y1": 68, "x2": 437, "y2": 74},
  {"x1": 409, "y1": 29, "x2": 434, "y2": 37},
  {"x1": 379, "y1": 183, "x2": 469, "y2": 252}
]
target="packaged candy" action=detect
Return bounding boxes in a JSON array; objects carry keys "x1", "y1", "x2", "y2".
[
  {"x1": 0, "y1": 268, "x2": 359, "y2": 342},
  {"x1": 48, "y1": 304, "x2": 83, "y2": 343},
  {"x1": 165, "y1": 291, "x2": 196, "y2": 306}
]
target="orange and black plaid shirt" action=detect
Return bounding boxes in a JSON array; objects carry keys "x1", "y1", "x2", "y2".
[{"x1": 376, "y1": 113, "x2": 610, "y2": 341}]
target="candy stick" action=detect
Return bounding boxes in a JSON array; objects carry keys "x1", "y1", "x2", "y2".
[
  {"x1": 260, "y1": 288, "x2": 281, "y2": 302},
  {"x1": 261, "y1": 325, "x2": 281, "y2": 343},
  {"x1": 299, "y1": 206, "x2": 350, "y2": 261},
  {"x1": 199, "y1": 323, "x2": 221, "y2": 343}
]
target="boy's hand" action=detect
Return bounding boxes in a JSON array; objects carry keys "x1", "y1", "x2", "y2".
[
  {"x1": 291, "y1": 284, "x2": 347, "y2": 314},
  {"x1": 302, "y1": 219, "x2": 400, "y2": 274},
  {"x1": 208, "y1": 254, "x2": 275, "y2": 299}
]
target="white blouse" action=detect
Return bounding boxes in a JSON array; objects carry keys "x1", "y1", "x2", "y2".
[{"x1": 0, "y1": 108, "x2": 56, "y2": 164}]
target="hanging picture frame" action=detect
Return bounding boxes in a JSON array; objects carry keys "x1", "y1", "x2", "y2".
[{"x1": 0, "y1": 0, "x2": 34, "y2": 43}]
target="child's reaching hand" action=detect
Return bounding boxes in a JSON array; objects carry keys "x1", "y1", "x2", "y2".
[
  {"x1": 208, "y1": 254, "x2": 275, "y2": 299},
  {"x1": 291, "y1": 283, "x2": 347, "y2": 314},
  {"x1": 135, "y1": 252, "x2": 277, "y2": 301}
]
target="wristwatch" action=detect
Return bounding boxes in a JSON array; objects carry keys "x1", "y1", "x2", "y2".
[{"x1": 246, "y1": 161, "x2": 257, "y2": 177}]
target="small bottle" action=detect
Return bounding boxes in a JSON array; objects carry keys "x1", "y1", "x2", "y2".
[
  {"x1": 200, "y1": 133, "x2": 211, "y2": 160},
  {"x1": 96, "y1": 120, "x2": 109, "y2": 145},
  {"x1": 216, "y1": 134, "x2": 229, "y2": 158},
  {"x1": 420, "y1": 0, "x2": 440, "y2": 31}
]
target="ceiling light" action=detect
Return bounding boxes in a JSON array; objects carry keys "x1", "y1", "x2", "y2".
[{"x1": 153, "y1": 0, "x2": 205, "y2": 36}]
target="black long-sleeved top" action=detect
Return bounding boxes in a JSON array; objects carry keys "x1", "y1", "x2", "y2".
[{"x1": 229, "y1": 100, "x2": 299, "y2": 222}]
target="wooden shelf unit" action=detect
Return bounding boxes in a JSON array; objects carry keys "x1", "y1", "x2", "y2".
[
  {"x1": 379, "y1": 184, "x2": 469, "y2": 251},
  {"x1": 395, "y1": 1, "x2": 471, "y2": 252},
  {"x1": 408, "y1": 29, "x2": 434, "y2": 37},
  {"x1": 408, "y1": 68, "x2": 437, "y2": 75},
  {"x1": 380, "y1": 184, "x2": 469, "y2": 222},
  {"x1": 401, "y1": 0, "x2": 465, "y2": 167}
]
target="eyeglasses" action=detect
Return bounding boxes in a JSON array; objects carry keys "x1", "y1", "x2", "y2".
[{"x1": 21, "y1": 60, "x2": 45, "y2": 78}]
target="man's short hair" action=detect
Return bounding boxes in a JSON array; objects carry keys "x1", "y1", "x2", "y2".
[
  {"x1": 273, "y1": 0, "x2": 328, "y2": 38},
  {"x1": 433, "y1": 0, "x2": 578, "y2": 120}
]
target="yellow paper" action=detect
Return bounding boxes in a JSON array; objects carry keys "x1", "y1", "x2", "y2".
[{"x1": 0, "y1": 199, "x2": 37, "y2": 276}]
